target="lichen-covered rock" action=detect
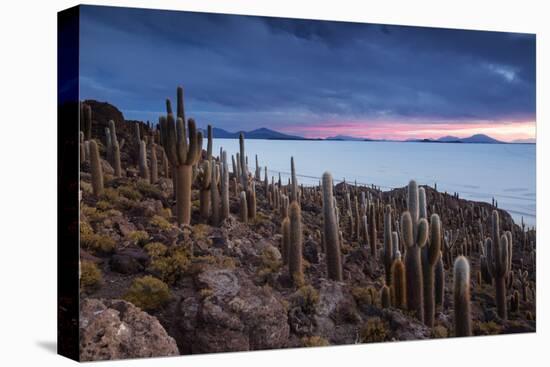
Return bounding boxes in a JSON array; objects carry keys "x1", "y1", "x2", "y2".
[
  {"x1": 176, "y1": 268, "x2": 289, "y2": 353},
  {"x1": 79, "y1": 298, "x2": 179, "y2": 361}
]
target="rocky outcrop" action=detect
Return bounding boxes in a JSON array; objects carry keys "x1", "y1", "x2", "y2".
[
  {"x1": 79, "y1": 298, "x2": 179, "y2": 361},
  {"x1": 174, "y1": 268, "x2": 289, "y2": 354}
]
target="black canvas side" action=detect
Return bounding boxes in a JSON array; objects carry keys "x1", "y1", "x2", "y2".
[{"x1": 57, "y1": 5, "x2": 80, "y2": 362}]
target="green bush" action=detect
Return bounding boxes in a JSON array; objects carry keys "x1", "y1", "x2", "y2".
[
  {"x1": 147, "y1": 246, "x2": 191, "y2": 285},
  {"x1": 80, "y1": 223, "x2": 116, "y2": 254},
  {"x1": 136, "y1": 181, "x2": 163, "y2": 200},
  {"x1": 124, "y1": 275, "x2": 171, "y2": 311},
  {"x1": 150, "y1": 215, "x2": 173, "y2": 230},
  {"x1": 290, "y1": 285, "x2": 320, "y2": 314},
  {"x1": 127, "y1": 230, "x2": 150, "y2": 246},
  {"x1": 118, "y1": 185, "x2": 143, "y2": 201}
]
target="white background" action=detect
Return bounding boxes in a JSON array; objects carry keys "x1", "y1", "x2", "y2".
[{"x1": 0, "y1": 0, "x2": 547, "y2": 365}]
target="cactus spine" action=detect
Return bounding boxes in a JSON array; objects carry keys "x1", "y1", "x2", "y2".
[
  {"x1": 159, "y1": 89, "x2": 203, "y2": 225},
  {"x1": 422, "y1": 214, "x2": 442, "y2": 327},
  {"x1": 289, "y1": 201, "x2": 303, "y2": 284},
  {"x1": 89, "y1": 140, "x2": 104, "y2": 196},
  {"x1": 453, "y1": 256, "x2": 472, "y2": 337},
  {"x1": 383, "y1": 205, "x2": 393, "y2": 285},
  {"x1": 322, "y1": 172, "x2": 343, "y2": 281}
]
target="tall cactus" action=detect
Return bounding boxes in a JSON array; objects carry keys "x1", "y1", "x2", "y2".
[
  {"x1": 221, "y1": 150, "x2": 230, "y2": 220},
  {"x1": 369, "y1": 203, "x2": 377, "y2": 258},
  {"x1": 159, "y1": 97, "x2": 203, "y2": 225},
  {"x1": 206, "y1": 125, "x2": 213, "y2": 161},
  {"x1": 239, "y1": 133, "x2": 248, "y2": 189},
  {"x1": 322, "y1": 172, "x2": 342, "y2": 281},
  {"x1": 391, "y1": 254, "x2": 406, "y2": 309},
  {"x1": 247, "y1": 181, "x2": 257, "y2": 221},
  {"x1": 281, "y1": 217, "x2": 290, "y2": 265},
  {"x1": 290, "y1": 156, "x2": 298, "y2": 203},
  {"x1": 210, "y1": 163, "x2": 221, "y2": 226},
  {"x1": 150, "y1": 142, "x2": 158, "y2": 183},
  {"x1": 422, "y1": 214, "x2": 442, "y2": 327},
  {"x1": 383, "y1": 205, "x2": 393, "y2": 285},
  {"x1": 239, "y1": 191, "x2": 248, "y2": 224},
  {"x1": 489, "y1": 210, "x2": 511, "y2": 319},
  {"x1": 197, "y1": 160, "x2": 212, "y2": 220},
  {"x1": 435, "y1": 254, "x2": 445, "y2": 307},
  {"x1": 402, "y1": 198, "x2": 429, "y2": 321},
  {"x1": 89, "y1": 140, "x2": 104, "y2": 196},
  {"x1": 108, "y1": 120, "x2": 121, "y2": 177},
  {"x1": 453, "y1": 256, "x2": 472, "y2": 337},
  {"x1": 289, "y1": 201, "x2": 303, "y2": 284},
  {"x1": 79, "y1": 131, "x2": 86, "y2": 163},
  {"x1": 138, "y1": 140, "x2": 150, "y2": 181},
  {"x1": 82, "y1": 103, "x2": 92, "y2": 140}
]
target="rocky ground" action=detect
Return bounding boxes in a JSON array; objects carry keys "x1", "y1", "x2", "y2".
[{"x1": 77, "y1": 101, "x2": 536, "y2": 361}]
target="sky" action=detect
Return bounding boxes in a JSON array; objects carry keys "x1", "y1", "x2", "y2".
[{"x1": 79, "y1": 5, "x2": 536, "y2": 142}]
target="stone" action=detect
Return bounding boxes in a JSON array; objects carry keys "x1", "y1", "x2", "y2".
[{"x1": 79, "y1": 298, "x2": 179, "y2": 361}]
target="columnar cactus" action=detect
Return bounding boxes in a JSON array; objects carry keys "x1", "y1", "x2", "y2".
[
  {"x1": 289, "y1": 201, "x2": 303, "y2": 284},
  {"x1": 210, "y1": 163, "x2": 221, "y2": 226},
  {"x1": 81, "y1": 103, "x2": 92, "y2": 140},
  {"x1": 231, "y1": 155, "x2": 237, "y2": 178},
  {"x1": 255, "y1": 155, "x2": 261, "y2": 181},
  {"x1": 108, "y1": 120, "x2": 121, "y2": 177},
  {"x1": 206, "y1": 125, "x2": 213, "y2": 161},
  {"x1": 391, "y1": 254, "x2": 406, "y2": 309},
  {"x1": 422, "y1": 214, "x2": 442, "y2": 327},
  {"x1": 239, "y1": 191, "x2": 248, "y2": 224},
  {"x1": 489, "y1": 210, "x2": 511, "y2": 319},
  {"x1": 239, "y1": 133, "x2": 248, "y2": 189},
  {"x1": 435, "y1": 254, "x2": 445, "y2": 307},
  {"x1": 197, "y1": 160, "x2": 212, "y2": 220},
  {"x1": 79, "y1": 131, "x2": 86, "y2": 163},
  {"x1": 281, "y1": 217, "x2": 290, "y2": 265},
  {"x1": 89, "y1": 140, "x2": 104, "y2": 196},
  {"x1": 402, "y1": 209, "x2": 429, "y2": 321},
  {"x1": 150, "y1": 142, "x2": 158, "y2": 183},
  {"x1": 247, "y1": 181, "x2": 256, "y2": 221},
  {"x1": 381, "y1": 284, "x2": 391, "y2": 308},
  {"x1": 419, "y1": 187, "x2": 427, "y2": 219},
  {"x1": 322, "y1": 172, "x2": 343, "y2": 281},
  {"x1": 159, "y1": 106, "x2": 203, "y2": 225},
  {"x1": 369, "y1": 203, "x2": 377, "y2": 258},
  {"x1": 221, "y1": 150, "x2": 230, "y2": 220},
  {"x1": 138, "y1": 140, "x2": 150, "y2": 181},
  {"x1": 453, "y1": 256, "x2": 472, "y2": 337},
  {"x1": 383, "y1": 205, "x2": 393, "y2": 285},
  {"x1": 290, "y1": 156, "x2": 298, "y2": 203}
]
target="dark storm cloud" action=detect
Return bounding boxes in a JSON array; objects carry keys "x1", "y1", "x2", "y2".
[{"x1": 78, "y1": 5, "x2": 536, "y2": 133}]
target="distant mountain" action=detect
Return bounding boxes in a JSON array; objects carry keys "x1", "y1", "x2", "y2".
[
  {"x1": 512, "y1": 138, "x2": 536, "y2": 144},
  {"x1": 437, "y1": 135, "x2": 461, "y2": 142},
  {"x1": 204, "y1": 127, "x2": 304, "y2": 140},
  {"x1": 460, "y1": 134, "x2": 502, "y2": 144},
  {"x1": 325, "y1": 135, "x2": 366, "y2": 141}
]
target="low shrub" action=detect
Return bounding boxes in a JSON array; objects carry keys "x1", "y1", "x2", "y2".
[
  {"x1": 80, "y1": 261, "x2": 102, "y2": 293},
  {"x1": 124, "y1": 275, "x2": 171, "y2": 311}
]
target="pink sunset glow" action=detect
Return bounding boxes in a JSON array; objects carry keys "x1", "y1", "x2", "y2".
[{"x1": 279, "y1": 120, "x2": 536, "y2": 142}]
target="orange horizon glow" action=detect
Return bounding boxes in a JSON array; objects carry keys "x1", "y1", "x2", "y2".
[{"x1": 279, "y1": 120, "x2": 536, "y2": 142}]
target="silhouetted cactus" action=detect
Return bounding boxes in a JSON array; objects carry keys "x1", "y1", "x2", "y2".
[
  {"x1": 139, "y1": 140, "x2": 150, "y2": 181},
  {"x1": 206, "y1": 125, "x2": 213, "y2": 161},
  {"x1": 159, "y1": 98, "x2": 203, "y2": 225},
  {"x1": 322, "y1": 172, "x2": 342, "y2": 281},
  {"x1": 422, "y1": 214, "x2": 442, "y2": 327},
  {"x1": 383, "y1": 205, "x2": 393, "y2": 285},
  {"x1": 89, "y1": 140, "x2": 104, "y2": 196},
  {"x1": 391, "y1": 254, "x2": 406, "y2": 309},
  {"x1": 453, "y1": 256, "x2": 472, "y2": 337},
  {"x1": 289, "y1": 201, "x2": 303, "y2": 284},
  {"x1": 82, "y1": 103, "x2": 92, "y2": 140}
]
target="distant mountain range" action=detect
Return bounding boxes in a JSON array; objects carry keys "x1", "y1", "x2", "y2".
[{"x1": 200, "y1": 128, "x2": 530, "y2": 144}]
